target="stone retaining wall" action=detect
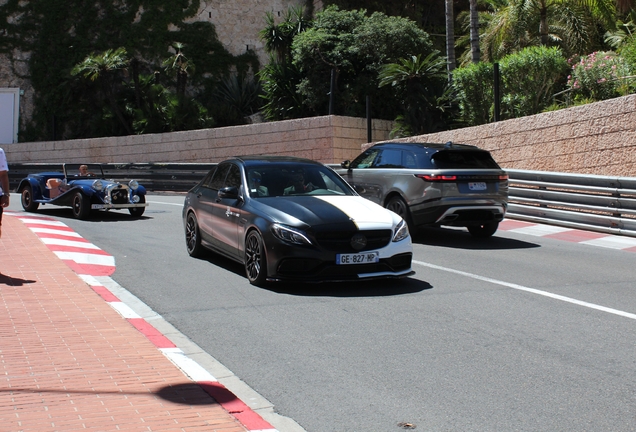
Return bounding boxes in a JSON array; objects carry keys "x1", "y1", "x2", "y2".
[
  {"x1": 4, "y1": 95, "x2": 636, "y2": 177},
  {"x1": 385, "y1": 94, "x2": 636, "y2": 177},
  {"x1": 3, "y1": 115, "x2": 393, "y2": 166}
]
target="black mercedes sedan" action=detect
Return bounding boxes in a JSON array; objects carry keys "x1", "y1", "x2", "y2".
[{"x1": 182, "y1": 156, "x2": 414, "y2": 286}]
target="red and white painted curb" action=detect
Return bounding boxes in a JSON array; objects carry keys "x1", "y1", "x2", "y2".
[
  {"x1": 7, "y1": 211, "x2": 277, "y2": 432},
  {"x1": 498, "y1": 219, "x2": 636, "y2": 252}
]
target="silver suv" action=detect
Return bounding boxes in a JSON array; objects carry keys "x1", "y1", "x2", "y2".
[{"x1": 337, "y1": 142, "x2": 509, "y2": 238}]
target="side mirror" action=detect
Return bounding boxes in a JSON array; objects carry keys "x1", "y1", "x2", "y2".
[
  {"x1": 341, "y1": 160, "x2": 350, "y2": 169},
  {"x1": 353, "y1": 184, "x2": 366, "y2": 194},
  {"x1": 218, "y1": 186, "x2": 239, "y2": 199}
]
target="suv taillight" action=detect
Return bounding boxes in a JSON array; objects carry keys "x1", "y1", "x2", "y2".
[
  {"x1": 416, "y1": 174, "x2": 457, "y2": 182},
  {"x1": 499, "y1": 174, "x2": 509, "y2": 181}
]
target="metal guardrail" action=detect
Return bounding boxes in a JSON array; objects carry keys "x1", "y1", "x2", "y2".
[
  {"x1": 9, "y1": 163, "x2": 636, "y2": 237},
  {"x1": 8, "y1": 163, "x2": 217, "y2": 193},
  {"x1": 506, "y1": 169, "x2": 636, "y2": 237}
]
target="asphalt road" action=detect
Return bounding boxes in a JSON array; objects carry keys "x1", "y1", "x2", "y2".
[{"x1": 8, "y1": 193, "x2": 636, "y2": 432}]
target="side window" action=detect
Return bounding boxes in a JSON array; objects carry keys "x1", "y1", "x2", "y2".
[
  {"x1": 200, "y1": 168, "x2": 217, "y2": 188},
  {"x1": 403, "y1": 151, "x2": 417, "y2": 168},
  {"x1": 350, "y1": 149, "x2": 380, "y2": 169},
  {"x1": 225, "y1": 164, "x2": 242, "y2": 188},
  {"x1": 208, "y1": 163, "x2": 230, "y2": 190},
  {"x1": 373, "y1": 149, "x2": 402, "y2": 168}
]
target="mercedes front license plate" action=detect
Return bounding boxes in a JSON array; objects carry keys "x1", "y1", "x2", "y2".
[{"x1": 336, "y1": 251, "x2": 379, "y2": 265}]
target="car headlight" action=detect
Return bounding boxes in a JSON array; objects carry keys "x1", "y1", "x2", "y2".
[
  {"x1": 392, "y1": 219, "x2": 410, "y2": 242},
  {"x1": 271, "y1": 224, "x2": 312, "y2": 245},
  {"x1": 129, "y1": 180, "x2": 139, "y2": 190},
  {"x1": 92, "y1": 180, "x2": 104, "y2": 191}
]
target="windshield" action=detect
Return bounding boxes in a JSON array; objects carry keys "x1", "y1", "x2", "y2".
[
  {"x1": 63, "y1": 163, "x2": 105, "y2": 179},
  {"x1": 246, "y1": 163, "x2": 354, "y2": 198}
]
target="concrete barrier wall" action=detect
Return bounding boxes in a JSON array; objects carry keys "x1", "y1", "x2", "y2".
[
  {"x1": 3, "y1": 115, "x2": 394, "y2": 166},
  {"x1": 4, "y1": 95, "x2": 636, "y2": 177},
  {"x1": 384, "y1": 94, "x2": 636, "y2": 177}
]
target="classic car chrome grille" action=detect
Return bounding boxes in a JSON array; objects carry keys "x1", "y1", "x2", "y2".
[
  {"x1": 109, "y1": 186, "x2": 130, "y2": 204},
  {"x1": 315, "y1": 229, "x2": 392, "y2": 252}
]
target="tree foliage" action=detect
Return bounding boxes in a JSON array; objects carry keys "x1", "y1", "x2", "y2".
[
  {"x1": 378, "y1": 52, "x2": 450, "y2": 136},
  {"x1": 471, "y1": 0, "x2": 617, "y2": 63},
  {"x1": 289, "y1": 6, "x2": 436, "y2": 119},
  {"x1": 0, "y1": 0, "x2": 258, "y2": 140},
  {"x1": 499, "y1": 46, "x2": 569, "y2": 117},
  {"x1": 452, "y1": 46, "x2": 569, "y2": 124},
  {"x1": 567, "y1": 51, "x2": 635, "y2": 101}
]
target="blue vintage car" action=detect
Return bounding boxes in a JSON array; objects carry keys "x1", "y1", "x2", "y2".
[{"x1": 17, "y1": 163, "x2": 148, "y2": 219}]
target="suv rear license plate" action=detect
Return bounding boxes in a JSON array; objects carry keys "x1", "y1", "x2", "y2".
[
  {"x1": 336, "y1": 251, "x2": 379, "y2": 265},
  {"x1": 468, "y1": 182, "x2": 487, "y2": 191}
]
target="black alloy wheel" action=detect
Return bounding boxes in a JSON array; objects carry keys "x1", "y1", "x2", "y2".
[
  {"x1": 245, "y1": 230, "x2": 267, "y2": 286},
  {"x1": 21, "y1": 185, "x2": 39, "y2": 212},
  {"x1": 185, "y1": 212, "x2": 204, "y2": 257}
]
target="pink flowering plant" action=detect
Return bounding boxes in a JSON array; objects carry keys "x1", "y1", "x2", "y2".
[{"x1": 567, "y1": 51, "x2": 633, "y2": 101}]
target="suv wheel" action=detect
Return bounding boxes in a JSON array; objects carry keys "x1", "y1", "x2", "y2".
[
  {"x1": 385, "y1": 196, "x2": 415, "y2": 233},
  {"x1": 467, "y1": 221, "x2": 499, "y2": 238}
]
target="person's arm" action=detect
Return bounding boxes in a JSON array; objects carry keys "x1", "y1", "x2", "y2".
[{"x1": 0, "y1": 170, "x2": 9, "y2": 207}]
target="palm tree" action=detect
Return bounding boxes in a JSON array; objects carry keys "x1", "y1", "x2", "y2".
[
  {"x1": 71, "y1": 47, "x2": 133, "y2": 134},
  {"x1": 259, "y1": 6, "x2": 310, "y2": 63},
  {"x1": 445, "y1": 0, "x2": 457, "y2": 78},
  {"x1": 379, "y1": 52, "x2": 449, "y2": 135},
  {"x1": 476, "y1": 0, "x2": 617, "y2": 61},
  {"x1": 162, "y1": 43, "x2": 194, "y2": 99},
  {"x1": 469, "y1": 0, "x2": 481, "y2": 63}
]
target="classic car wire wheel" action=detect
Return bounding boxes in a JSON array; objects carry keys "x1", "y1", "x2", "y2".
[{"x1": 21, "y1": 185, "x2": 39, "y2": 212}]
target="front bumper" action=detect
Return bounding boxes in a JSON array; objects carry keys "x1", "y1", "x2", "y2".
[
  {"x1": 91, "y1": 203, "x2": 149, "y2": 210},
  {"x1": 263, "y1": 234, "x2": 414, "y2": 283}
]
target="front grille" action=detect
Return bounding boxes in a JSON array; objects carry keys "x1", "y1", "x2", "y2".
[
  {"x1": 315, "y1": 229, "x2": 392, "y2": 252},
  {"x1": 109, "y1": 186, "x2": 130, "y2": 204},
  {"x1": 277, "y1": 253, "x2": 412, "y2": 279}
]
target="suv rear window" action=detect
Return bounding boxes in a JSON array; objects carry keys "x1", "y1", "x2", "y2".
[{"x1": 431, "y1": 150, "x2": 500, "y2": 169}]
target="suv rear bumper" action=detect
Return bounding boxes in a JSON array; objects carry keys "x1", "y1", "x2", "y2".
[{"x1": 412, "y1": 203, "x2": 506, "y2": 227}]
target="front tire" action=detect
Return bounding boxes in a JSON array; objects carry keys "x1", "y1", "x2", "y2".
[
  {"x1": 185, "y1": 212, "x2": 204, "y2": 257},
  {"x1": 385, "y1": 196, "x2": 415, "y2": 234},
  {"x1": 245, "y1": 230, "x2": 267, "y2": 286},
  {"x1": 71, "y1": 191, "x2": 91, "y2": 219},
  {"x1": 21, "y1": 185, "x2": 39, "y2": 212},
  {"x1": 467, "y1": 221, "x2": 499, "y2": 238},
  {"x1": 129, "y1": 195, "x2": 146, "y2": 218}
]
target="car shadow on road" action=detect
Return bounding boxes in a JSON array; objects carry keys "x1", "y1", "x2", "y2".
[
  {"x1": 266, "y1": 277, "x2": 432, "y2": 297},
  {"x1": 411, "y1": 226, "x2": 540, "y2": 250},
  {"x1": 25, "y1": 208, "x2": 151, "y2": 222},
  {"x1": 196, "y1": 252, "x2": 431, "y2": 297}
]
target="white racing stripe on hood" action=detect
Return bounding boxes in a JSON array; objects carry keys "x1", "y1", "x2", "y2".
[{"x1": 315, "y1": 196, "x2": 395, "y2": 229}]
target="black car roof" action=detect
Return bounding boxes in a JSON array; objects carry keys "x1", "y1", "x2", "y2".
[
  {"x1": 375, "y1": 142, "x2": 486, "y2": 152},
  {"x1": 231, "y1": 155, "x2": 324, "y2": 166}
]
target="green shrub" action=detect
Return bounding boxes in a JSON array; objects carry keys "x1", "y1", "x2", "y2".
[
  {"x1": 567, "y1": 51, "x2": 634, "y2": 101},
  {"x1": 499, "y1": 46, "x2": 569, "y2": 119},
  {"x1": 451, "y1": 62, "x2": 494, "y2": 126}
]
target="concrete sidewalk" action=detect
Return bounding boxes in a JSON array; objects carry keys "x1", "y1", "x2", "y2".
[{"x1": 0, "y1": 214, "x2": 254, "y2": 431}]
